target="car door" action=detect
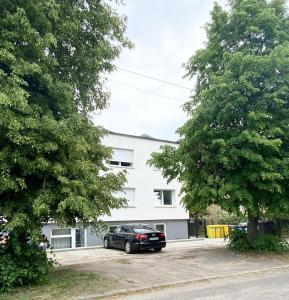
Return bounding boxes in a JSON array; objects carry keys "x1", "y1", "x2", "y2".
[
  {"x1": 116, "y1": 226, "x2": 131, "y2": 249},
  {"x1": 110, "y1": 226, "x2": 121, "y2": 248}
]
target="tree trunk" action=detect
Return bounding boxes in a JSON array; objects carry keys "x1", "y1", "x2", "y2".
[
  {"x1": 247, "y1": 212, "x2": 258, "y2": 243},
  {"x1": 194, "y1": 218, "x2": 199, "y2": 238},
  {"x1": 204, "y1": 219, "x2": 208, "y2": 238}
]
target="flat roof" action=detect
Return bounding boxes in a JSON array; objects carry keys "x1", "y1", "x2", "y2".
[{"x1": 108, "y1": 131, "x2": 179, "y2": 144}]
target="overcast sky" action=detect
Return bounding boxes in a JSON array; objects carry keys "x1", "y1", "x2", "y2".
[{"x1": 94, "y1": 0, "x2": 228, "y2": 141}]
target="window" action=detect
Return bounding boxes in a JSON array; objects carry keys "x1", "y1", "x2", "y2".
[
  {"x1": 51, "y1": 228, "x2": 86, "y2": 249},
  {"x1": 109, "y1": 225, "x2": 117, "y2": 233},
  {"x1": 116, "y1": 188, "x2": 135, "y2": 207},
  {"x1": 155, "y1": 223, "x2": 166, "y2": 235},
  {"x1": 120, "y1": 226, "x2": 132, "y2": 233},
  {"x1": 131, "y1": 224, "x2": 155, "y2": 233},
  {"x1": 52, "y1": 228, "x2": 71, "y2": 236},
  {"x1": 154, "y1": 190, "x2": 174, "y2": 206},
  {"x1": 114, "y1": 226, "x2": 121, "y2": 233},
  {"x1": 109, "y1": 148, "x2": 133, "y2": 167},
  {"x1": 75, "y1": 229, "x2": 85, "y2": 248},
  {"x1": 51, "y1": 228, "x2": 72, "y2": 249}
]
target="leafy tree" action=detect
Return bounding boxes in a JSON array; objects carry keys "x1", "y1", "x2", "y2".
[
  {"x1": 0, "y1": 0, "x2": 130, "y2": 287},
  {"x1": 149, "y1": 0, "x2": 289, "y2": 243}
]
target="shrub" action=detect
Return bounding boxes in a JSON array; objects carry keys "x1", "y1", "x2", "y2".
[
  {"x1": 281, "y1": 223, "x2": 289, "y2": 237},
  {"x1": 228, "y1": 229, "x2": 289, "y2": 253},
  {"x1": 0, "y1": 233, "x2": 53, "y2": 292},
  {"x1": 227, "y1": 229, "x2": 251, "y2": 252},
  {"x1": 253, "y1": 234, "x2": 289, "y2": 252}
]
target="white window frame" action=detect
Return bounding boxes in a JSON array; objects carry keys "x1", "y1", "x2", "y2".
[
  {"x1": 154, "y1": 223, "x2": 166, "y2": 236},
  {"x1": 108, "y1": 147, "x2": 134, "y2": 168},
  {"x1": 153, "y1": 189, "x2": 175, "y2": 207},
  {"x1": 115, "y1": 187, "x2": 136, "y2": 208},
  {"x1": 124, "y1": 187, "x2": 136, "y2": 208},
  {"x1": 51, "y1": 228, "x2": 73, "y2": 250},
  {"x1": 50, "y1": 227, "x2": 87, "y2": 250}
]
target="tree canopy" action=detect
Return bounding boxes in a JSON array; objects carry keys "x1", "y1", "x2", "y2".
[
  {"x1": 149, "y1": 0, "x2": 289, "y2": 241},
  {"x1": 0, "y1": 0, "x2": 131, "y2": 238}
]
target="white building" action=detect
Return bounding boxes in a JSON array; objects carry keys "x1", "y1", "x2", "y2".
[{"x1": 42, "y1": 132, "x2": 189, "y2": 249}]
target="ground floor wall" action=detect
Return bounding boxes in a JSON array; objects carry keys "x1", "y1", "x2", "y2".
[{"x1": 42, "y1": 219, "x2": 189, "y2": 250}]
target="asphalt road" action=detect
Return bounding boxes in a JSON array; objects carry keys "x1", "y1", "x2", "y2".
[{"x1": 115, "y1": 268, "x2": 289, "y2": 300}]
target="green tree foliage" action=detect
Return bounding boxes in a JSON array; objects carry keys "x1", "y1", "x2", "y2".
[
  {"x1": 0, "y1": 0, "x2": 130, "y2": 286},
  {"x1": 228, "y1": 229, "x2": 289, "y2": 252},
  {"x1": 149, "y1": 0, "x2": 289, "y2": 242},
  {"x1": 0, "y1": 233, "x2": 53, "y2": 291}
]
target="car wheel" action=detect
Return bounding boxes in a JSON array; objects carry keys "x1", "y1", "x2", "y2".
[
  {"x1": 104, "y1": 238, "x2": 110, "y2": 249},
  {"x1": 125, "y1": 241, "x2": 133, "y2": 254},
  {"x1": 154, "y1": 247, "x2": 162, "y2": 252}
]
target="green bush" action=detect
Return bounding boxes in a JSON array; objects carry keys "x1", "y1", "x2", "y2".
[
  {"x1": 227, "y1": 229, "x2": 251, "y2": 252},
  {"x1": 253, "y1": 234, "x2": 289, "y2": 252},
  {"x1": 228, "y1": 229, "x2": 289, "y2": 252},
  {"x1": 281, "y1": 224, "x2": 289, "y2": 237},
  {"x1": 0, "y1": 234, "x2": 53, "y2": 292}
]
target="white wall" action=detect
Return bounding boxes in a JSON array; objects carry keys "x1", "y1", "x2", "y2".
[{"x1": 101, "y1": 133, "x2": 189, "y2": 222}]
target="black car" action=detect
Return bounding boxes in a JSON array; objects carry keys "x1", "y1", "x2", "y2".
[{"x1": 103, "y1": 224, "x2": 166, "y2": 254}]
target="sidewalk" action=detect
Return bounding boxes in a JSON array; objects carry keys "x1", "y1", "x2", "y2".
[{"x1": 82, "y1": 264, "x2": 289, "y2": 300}]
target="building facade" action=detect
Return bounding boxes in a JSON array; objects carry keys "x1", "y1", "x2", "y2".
[{"x1": 42, "y1": 132, "x2": 189, "y2": 250}]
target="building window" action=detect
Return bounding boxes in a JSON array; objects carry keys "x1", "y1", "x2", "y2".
[
  {"x1": 75, "y1": 228, "x2": 85, "y2": 248},
  {"x1": 116, "y1": 188, "x2": 136, "y2": 207},
  {"x1": 154, "y1": 190, "x2": 174, "y2": 206},
  {"x1": 51, "y1": 228, "x2": 86, "y2": 249},
  {"x1": 51, "y1": 228, "x2": 72, "y2": 249},
  {"x1": 109, "y1": 148, "x2": 133, "y2": 167},
  {"x1": 155, "y1": 223, "x2": 166, "y2": 235}
]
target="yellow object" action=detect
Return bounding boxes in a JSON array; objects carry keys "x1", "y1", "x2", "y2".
[{"x1": 207, "y1": 225, "x2": 229, "y2": 238}]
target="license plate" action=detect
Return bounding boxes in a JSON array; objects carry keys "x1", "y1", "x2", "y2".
[{"x1": 149, "y1": 237, "x2": 159, "y2": 241}]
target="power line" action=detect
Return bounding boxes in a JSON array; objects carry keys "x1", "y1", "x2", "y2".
[
  {"x1": 108, "y1": 80, "x2": 186, "y2": 103},
  {"x1": 117, "y1": 67, "x2": 192, "y2": 91}
]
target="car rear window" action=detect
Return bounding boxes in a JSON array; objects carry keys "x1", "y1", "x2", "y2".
[{"x1": 131, "y1": 225, "x2": 157, "y2": 233}]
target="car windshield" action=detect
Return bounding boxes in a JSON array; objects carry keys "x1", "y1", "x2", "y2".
[{"x1": 130, "y1": 224, "x2": 157, "y2": 233}]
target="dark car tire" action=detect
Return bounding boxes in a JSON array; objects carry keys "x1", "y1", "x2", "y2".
[
  {"x1": 154, "y1": 247, "x2": 162, "y2": 252},
  {"x1": 125, "y1": 241, "x2": 133, "y2": 254},
  {"x1": 104, "y1": 238, "x2": 110, "y2": 249}
]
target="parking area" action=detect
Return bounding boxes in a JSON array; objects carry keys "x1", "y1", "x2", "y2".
[
  {"x1": 51, "y1": 239, "x2": 289, "y2": 299},
  {"x1": 53, "y1": 238, "x2": 225, "y2": 266}
]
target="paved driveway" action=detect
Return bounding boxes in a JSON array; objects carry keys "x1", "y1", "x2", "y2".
[
  {"x1": 53, "y1": 239, "x2": 226, "y2": 266},
  {"x1": 52, "y1": 239, "x2": 289, "y2": 299}
]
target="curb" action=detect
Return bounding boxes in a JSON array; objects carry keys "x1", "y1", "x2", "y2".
[{"x1": 76, "y1": 264, "x2": 289, "y2": 300}]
